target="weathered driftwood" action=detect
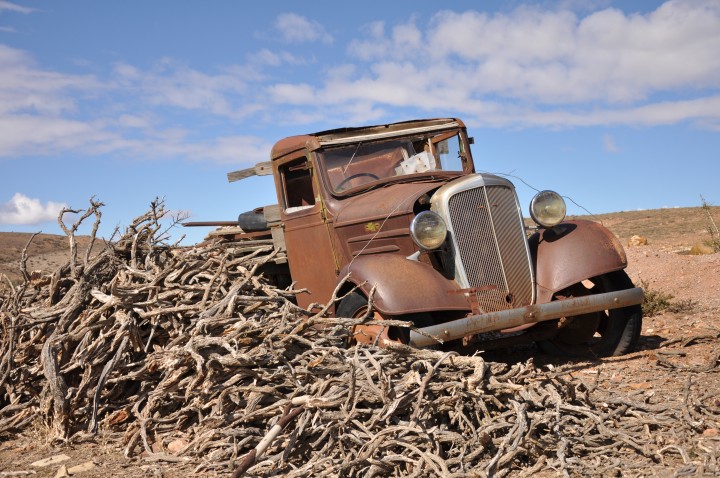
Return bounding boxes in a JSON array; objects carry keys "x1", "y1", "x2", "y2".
[{"x1": 0, "y1": 198, "x2": 718, "y2": 477}]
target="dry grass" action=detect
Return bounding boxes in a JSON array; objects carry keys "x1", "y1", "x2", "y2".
[
  {"x1": 569, "y1": 205, "x2": 720, "y2": 247},
  {"x1": 639, "y1": 279, "x2": 697, "y2": 317}
]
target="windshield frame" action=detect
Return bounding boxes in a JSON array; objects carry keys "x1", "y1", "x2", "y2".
[{"x1": 315, "y1": 128, "x2": 473, "y2": 197}]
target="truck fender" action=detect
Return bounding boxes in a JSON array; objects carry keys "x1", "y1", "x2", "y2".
[
  {"x1": 337, "y1": 254, "x2": 470, "y2": 315},
  {"x1": 529, "y1": 220, "x2": 628, "y2": 304}
]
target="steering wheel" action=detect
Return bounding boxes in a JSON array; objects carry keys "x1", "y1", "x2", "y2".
[{"x1": 336, "y1": 172, "x2": 380, "y2": 190}]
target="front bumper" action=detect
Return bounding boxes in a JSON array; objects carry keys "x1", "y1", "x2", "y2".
[{"x1": 409, "y1": 287, "x2": 644, "y2": 347}]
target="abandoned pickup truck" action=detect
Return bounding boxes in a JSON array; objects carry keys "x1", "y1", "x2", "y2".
[{"x1": 217, "y1": 118, "x2": 644, "y2": 356}]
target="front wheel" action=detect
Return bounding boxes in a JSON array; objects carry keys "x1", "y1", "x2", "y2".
[
  {"x1": 539, "y1": 270, "x2": 642, "y2": 357},
  {"x1": 337, "y1": 291, "x2": 429, "y2": 346},
  {"x1": 337, "y1": 291, "x2": 396, "y2": 346}
]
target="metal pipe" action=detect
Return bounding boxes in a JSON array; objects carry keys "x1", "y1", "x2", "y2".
[
  {"x1": 183, "y1": 221, "x2": 239, "y2": 227},
  {"x1": 409, "y1": 287, "x2": 644, "y2": 347}
]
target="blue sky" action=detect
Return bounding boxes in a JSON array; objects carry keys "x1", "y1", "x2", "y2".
[{"x1": 1, "y1": 0, "x2": 719, "y2": 244}]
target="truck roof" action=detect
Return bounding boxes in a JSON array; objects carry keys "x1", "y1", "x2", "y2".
[{"x1": 270, "y1": 117, "x2": 465, "y2": 161}]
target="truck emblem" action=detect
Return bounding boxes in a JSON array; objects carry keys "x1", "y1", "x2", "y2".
[{"x1": 364, "y1": 222, "x2": 381, "y2": 232}]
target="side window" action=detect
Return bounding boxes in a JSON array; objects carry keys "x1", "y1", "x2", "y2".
[
  {"x1": 280, "y1": 158, "x2": 315, "y2": 212},
  {"x1": 435, "y1": 136, "x2": 463, "y2": 171}
]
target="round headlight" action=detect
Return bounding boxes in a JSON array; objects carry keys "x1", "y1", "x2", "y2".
[
  {"x1": 530, "y1": 190, "x2": 566, "y2": 227},
  {"x1": 410, "y1": 211, "x2": 447, "y2": 249}
]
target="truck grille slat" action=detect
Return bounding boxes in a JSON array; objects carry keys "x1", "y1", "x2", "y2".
[{"x1": 447, "y1": 184, "x2": 533, "y2": 312}]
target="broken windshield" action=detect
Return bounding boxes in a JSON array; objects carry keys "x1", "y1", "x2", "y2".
[{"x1": 319, "y1": 131, "x2": 466, "y2": 194}]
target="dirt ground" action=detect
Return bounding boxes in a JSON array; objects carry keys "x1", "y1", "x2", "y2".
[
  {"x1": 0, "y1": 232, "x2": 100, "y2": 285},
  {"x1": 1, "y1": 206, "x2": 719, "y2": 477}
]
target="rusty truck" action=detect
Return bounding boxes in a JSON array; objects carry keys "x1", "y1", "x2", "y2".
[{"x1": 197, "y1": 118, "x2": 644, "y2": 356}]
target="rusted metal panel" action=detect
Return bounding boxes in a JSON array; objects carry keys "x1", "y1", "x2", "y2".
[
  {"x1": 317, "y1": 119, "x2": 462, "y2": 147},
  {"x1": 529, "y1": 220, "x2": 628, "y2": 304},
  {"x1": 336, "y1": 216, "x2": 415, "y2": 265},
  {"x1": 410, "y1": 287, "x2": 644, "y2": 347},
  {"x1": 270, "y1": 135, "x2": 313, "y2": 160},
  {"x1": 338, "y1": 254, "x2": 471, "y2": 315},
  {"x1": 283, "y1": 206, "x2": 340, "y2": 310},
  {"x1": 311, "y1": 118, "x2": 463, "y2": 143},
  {"x1": 333, "y1": 182, "x2": 441, "y2": 225}
]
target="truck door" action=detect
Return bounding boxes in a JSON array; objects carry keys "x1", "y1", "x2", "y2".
[{"x1": 276, "y1": 153, "x2": 340, "y2": 310}]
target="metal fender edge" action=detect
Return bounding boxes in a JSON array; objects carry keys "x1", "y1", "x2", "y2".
[
  {"x1": 529, "y1": 220, "x2": 628, "y2": 304},
  {"x1": 337, "y1": 254, "x2": 470, "y2": 315}
]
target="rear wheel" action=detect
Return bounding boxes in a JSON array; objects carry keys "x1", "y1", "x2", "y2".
[{"x1": 539, "y1": 270, "x2": 642, "y2": 357}]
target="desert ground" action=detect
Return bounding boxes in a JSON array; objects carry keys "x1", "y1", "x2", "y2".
[{"x1": 0, "y1": 206, "x2": 718, "y2": 477}]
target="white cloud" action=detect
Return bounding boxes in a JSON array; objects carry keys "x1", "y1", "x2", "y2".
[
  {"x1": 247, "y1": 48, "x2": 310, "y2": 67},
  {"x1": 116, "y1": 114, "x2": 152, "y2": 129},
  {"x1": 112, "y1": 59, "x2": 265, "y2": 120},
  {"x1": 137, "y1": 134, "x2": 273, "y2": 165},
  {"x1": 0, "y1": 1, "x2": 35, "y2": 14},
  {"x1": 190, "y1": 136, "x2": 272, "y2": 164},
  {"x1": 0, "y1": 193, "x2": 66, "y2": 225},
  {"x1": 344, "y1": 1, "x2": 720, "y2": 106},
  {"x1": 249, "y1": 49, "x2": 282, "y2": 67},
  {"x1": 0, "y1": 115, "x2": 117, "y2": 156},
  {"x1": 114, "y1": 60, "x2": 246, "y2": 117},
  {"x1": 267, "y1": 1, "x2": 720, "y2": 127},
  {"x1": 267, "y1": 83, "x2": 317, "y2": 104},
  {"x1": 1, "y1": 1, "x2": 719, "y2": 164},
  {"x1": 0, "y1": 111, "x2": 271, "y2": 166},
  {"x1": 348, "y1": 20, "x2": 423, "y2": 61},
  {"x1": 0, "y1": 44, "x2": 100, "y2": 116},
  {"x1": 603, "y1": 134, "x2": 619, "y2": 153},
  {"x1": 274, "y1": 13, "x2": 333, "y2": 44},
  {"x1": 447, "y1": 94, "x2": 720, "y2": 129},
  {"x1": 0, "y1": 26, "x2": 16, "y2": 32}
]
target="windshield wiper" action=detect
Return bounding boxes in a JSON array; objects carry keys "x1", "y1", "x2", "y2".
[{"x1": 342, "y1": 142, "x2": 362, "y2": 175}]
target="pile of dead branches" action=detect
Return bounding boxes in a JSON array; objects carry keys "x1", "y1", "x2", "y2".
[{"x1": 0, "y1": 199, "x2": 718, "y2": 477}]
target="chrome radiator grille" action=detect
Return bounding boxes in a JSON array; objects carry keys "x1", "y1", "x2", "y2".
[{"x1": 447, "y1": 185, "x2": 534, "y2": 312}]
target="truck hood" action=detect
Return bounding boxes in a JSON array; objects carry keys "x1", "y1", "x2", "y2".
[{"x1": 334, "y1": 181, "x2": 446, "y2": 226}]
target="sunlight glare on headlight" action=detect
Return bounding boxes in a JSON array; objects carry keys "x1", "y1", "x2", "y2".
[
  {"x1": 410, "y1": 211, "x2": 447, "y2": 249},
  {"x1": 530, "y1": 190, "x2": 566, "y2": 227}
]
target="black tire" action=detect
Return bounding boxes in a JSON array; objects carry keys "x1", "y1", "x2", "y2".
[
  {"x1": 336, "y1": 290, "x2": 371, "y2": 319},
  {"x1": 539, "y1": 270, "x2": 642, "y2": 357}
]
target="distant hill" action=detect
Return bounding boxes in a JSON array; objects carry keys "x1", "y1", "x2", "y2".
[
  {"x1": 567, "y1": 205, "x2": 719, "y2": 252},
  {"x1": 0, "y1": 232, "x2": 100, "y2": 284}
]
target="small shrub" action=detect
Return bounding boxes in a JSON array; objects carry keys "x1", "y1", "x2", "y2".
[
  {"x1": 667, "y1": 298, "x2": 697, "y2": 314},
  {"x1": 639, "y1": 279, "x2": 696, "y2": 317}
]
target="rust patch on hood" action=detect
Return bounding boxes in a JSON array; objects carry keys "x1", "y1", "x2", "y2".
[{"x1": 335, "y1": 182, "x2": 442, "y2": 226}]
